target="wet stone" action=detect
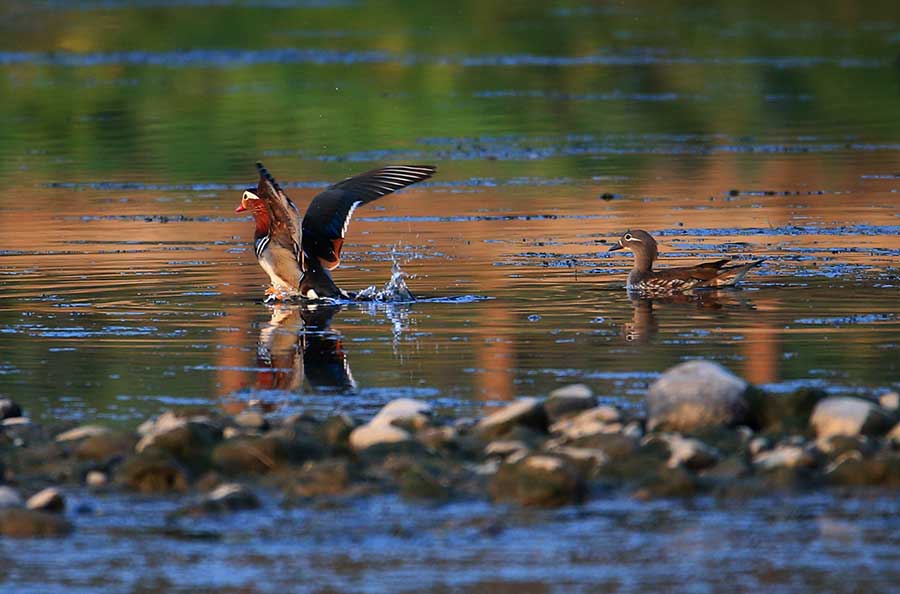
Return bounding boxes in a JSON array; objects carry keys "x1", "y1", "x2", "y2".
[
  {"x1": 825, "y1": 451, "x2": 900, "y2": 488},
  {"x1": 85, "y1": 470, "x2": 108, "y2": 487},
  {"x1": 349, "y1": 422, "x2": 412, "y2": 451},
  {"x1": 633, "y1": 466, "x2": 700, "y2": 500},
  {"x1": 489, "y1": 454, "x2": 585, "y2": 507},
  {"x1": 753, "y1": 445, "x2": 816, "y2": 470},
  {"x1": 485, "y1": 440, "x2": 529, "y2": 459},
  {"x1": 888, "y1": 423, "x2": 900, "y2": 445},
  {"x1": 136, "y1": 420, "x2": 222, "y2": 470},
  {"x1": 416, "y1": 426, "x2": 458, "y2": 451},
  {"x1": 116, "y1": 451, "x2": 189, "y2": 494},
  {"x1": 650, "y1": 434, "x2": 720, "y2": 470},
  {"x1": 0, "y1": 486, "x2": 23, "y2": 509},
  {"x1": 646, "y1": 360, "x2": 748, "y2": 432},
  {"x1": 879, "y1": 392, "x2": 899, "y2": 412},
  {"x1": 287, "y1": 459, "x2": 355, "y2": 498},
  {"x1": 810, "y1": 397, "x2": 894, "y2": 439},
  {"x1": 75, "y1": 429, "x2": 136, "y2": 462},
  {"x1": 544, "y1": 384, "x2": 596, "y2": 421},
  {"x1": 317, "y1": 414, "x2": 356, "y2": 453},
  {"x1": 0, "y1": 508, "x2": 73, "y2": 538},
  {"x1": 399, "y1": 461, "x2": 453, "y2": 501},
  {"x1": 55, "y1": 424, "x2": 112, "y2": 443},
  {"x1": 371, "y1": 398, "x2": 432, "y2": 431},
  {"x1": 26, "y1": 487, "x2": 65, "y2": 513},
  {"x1": 0, "y1": 399, "x2": 22, "y2": 420},
  {"x1": 476, "y1": 398, "x2": 548, "y2": 441},
  {"x1": 745, "y1": 387, "x2": 826, "y2": 433},
  {"x1": 212, "y1": 436, "x2": 302, "y2": 475},
  {"x1": 181, "y1": 483, "x2": 261, "y2": 515},
  {"x1": 568, "y1": 432, "x2": 639, "y2": 459},
  {"x1": 234, "y1": 411, "x2": 269, "y2": 432},
  {"x1": 549, "y1": 405, "x2": 622, "y2": 440}
]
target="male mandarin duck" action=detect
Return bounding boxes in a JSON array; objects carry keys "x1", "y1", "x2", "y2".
[
  {"x1": 236, "y1": 162, "x2": 435, "y2": 301},
  {"x1": 608, "y1": 229, "x2": 763, "y2": 295}
]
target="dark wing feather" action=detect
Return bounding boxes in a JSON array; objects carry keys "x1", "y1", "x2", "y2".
[
  {"x1": 256, "y1": 162, "x2": 301, "y2": 261},
  {"x1": 302, "y1": 165, "x2": 435, "y2": 269}
]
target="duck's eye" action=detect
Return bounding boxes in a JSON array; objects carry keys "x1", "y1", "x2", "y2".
[{"x1": 624, "y1": 233, "x2": 633, "y2": 241}]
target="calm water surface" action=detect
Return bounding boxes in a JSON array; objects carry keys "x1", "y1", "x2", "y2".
[{"x1": 0, "y1": 1, "x2": 899, "y2": 592}]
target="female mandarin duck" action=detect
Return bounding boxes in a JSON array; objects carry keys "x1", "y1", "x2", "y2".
[
  {"x1": 608, "y1": 229, "x2": 763, "y2": 295},
  {"x1": 236, "y1": 162, "x2": 435, "y2": 301}
]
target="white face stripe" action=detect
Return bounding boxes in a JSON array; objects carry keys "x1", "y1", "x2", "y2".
[
  {"x1": 243, "y1": 190, "x2": 260, "y2": 201},
  {"x1": 341, "y1": 200, "x2": 362, "y2": 238}
]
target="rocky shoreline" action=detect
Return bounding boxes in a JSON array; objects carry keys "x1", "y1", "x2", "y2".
[{"x1": 1, "y1": 360, "x2": 898, "y2": 538}]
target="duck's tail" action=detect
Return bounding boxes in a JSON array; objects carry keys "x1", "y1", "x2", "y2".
[{"x1": 713, "y1": 259, "x2": 765, "y2": 287}]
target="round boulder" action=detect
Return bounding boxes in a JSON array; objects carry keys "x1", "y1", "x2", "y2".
[
  {"x1": 646, "y1": 360, "x2": 748, "y2": 432},
  {"x1": 810, "y1": 397, "x2": 894, "y2": 439}
]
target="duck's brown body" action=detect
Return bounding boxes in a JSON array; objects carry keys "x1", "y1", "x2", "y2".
[
  {"x1": 609, "y1": 229, "x2": 762, "y2": 295},
  {"x1": 237, "y1": 162, "x2": 435, "y2": 301}
]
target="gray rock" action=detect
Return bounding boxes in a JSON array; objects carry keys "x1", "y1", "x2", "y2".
[
  {"x1": 0, "y1": 486, "x2": 23, "y2": 509},
  {"x1": 646, "y1": 360, "x2": 748, "y2": 432},
  {"x1": 810, "y1": 397, "x2": 894, "y2": 439},
  {"x1": 0, "y1": 398, "x2": 22, "y2": 420},
  {"x1": 26, "y1": 488, "x2": 65, "y2": 513},
  {"x1": 475, "y1": 398, "x2": 547, "y2": 440}
]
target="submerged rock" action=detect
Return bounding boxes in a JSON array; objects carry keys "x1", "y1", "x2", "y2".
[
  {"x1": 810, "y1": 397, "x2": 894, "y2": 439},
  {"x1": 646, "y1": 360, "x2": 748, "y2": 432},
  {"x1": 476, "y1": 398, "x2": 548, "y2": 440},
  {"x1": 178, "y1": 483, "x2": 261, "y2": 516},
  {"x1": 489, "y1": 454, "x2": 585, "y2": 507},
  {"x1": 0, "y1": 508, "x2": 73, "y2": 538},
  {"x1": 26, "y1": 487, "x2": 65, "y2": 513}
]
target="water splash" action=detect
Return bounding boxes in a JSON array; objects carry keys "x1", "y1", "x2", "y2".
[{"x1": 354, "y1": 257, "x2": 416, "y2": 303}]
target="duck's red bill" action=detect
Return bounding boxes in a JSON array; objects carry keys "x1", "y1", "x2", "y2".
[{"x1": 235, "y1": 204, "x2": 247, "y2": 212}]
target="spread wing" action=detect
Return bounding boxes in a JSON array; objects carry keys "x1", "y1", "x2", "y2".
[
  {"x1": 301, "y1": 165, "x2": 435, "y2": 270},
  {"x1": 256, "y1": 162, "x2": 301, "y2": 261}
]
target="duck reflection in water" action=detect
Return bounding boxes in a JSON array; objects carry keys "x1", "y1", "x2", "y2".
[
  {"x1": 623, "y1": 291, "x2": 756, "y2": 343},
  {"x1": 256, "y1": 303, "x2": 356, "y2": 393}
]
